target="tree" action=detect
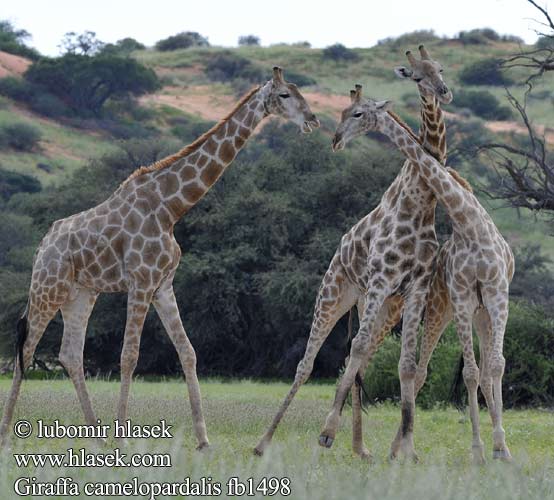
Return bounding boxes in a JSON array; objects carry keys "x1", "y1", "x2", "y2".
[
  {"x1": 58, "y1": 31, "x2": 105, "y2": 56},
  {"x1": 322, "y1": 43, "x2": 359, "y2": 62},
  {"x1": 238, "y1": 35, "x2": 260, "y2": 46},
  {"x1": 25, "y1": 53, "x2": 160, "y2": 115},
  {"x1": 0, "y1": 20, "x2": 39, "y2": 60},
  {"x1": 155, "y1": 32, "x2": 209, "y2": 51},
  {"x1": 458, "y1": 58, "x2": 513, "y2": 86},
  {"x1": 100, "y1": 37, "x2": 145, "y2": 56},
  {"x1": 479, "y1": 0, "x2": 554, "y2": 214}
]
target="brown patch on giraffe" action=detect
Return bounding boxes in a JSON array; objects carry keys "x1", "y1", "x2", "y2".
[
  {"x1": 125, "y1": 211, "x2": 141, "y2": 234},
  {"x1": 219, "y1": 141, "x2": 236, "y2": 164},
  {"x1": 183, "y1": 183, "x2": 205, "y2": 204},
  {"x1": 141, "y1": 216, "x2": 160, "y2": 238},
  {"x1": 166, "y1": 196, "x2": 185, "y2": 218},
  {"x1": 235, "y1": 136, "x2": 245, "y2": 148},
  {"x1": 202, "y1": 138, "x2": 218, "y2": 156},
  {"x1": 200, "y1": 161, "x2": 224, "y2": 186}
]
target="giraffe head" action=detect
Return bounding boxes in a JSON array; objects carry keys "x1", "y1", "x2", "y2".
[
  {"x1": 393, "y1": 45, "x2": 452, "y2": 104},
  {"x1": 264, "y1": 66, "x2": 320, "y2": 133},
  {"x1": 332, "y1": 85, "x2": 393, "y2": 151}
]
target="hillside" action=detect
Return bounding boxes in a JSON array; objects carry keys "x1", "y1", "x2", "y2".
[{"x1": 1, "y1": 38, "x2": 552, "y2": 257}]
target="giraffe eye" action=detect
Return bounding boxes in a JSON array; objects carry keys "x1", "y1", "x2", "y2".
[
  {"x1": 439, "y1": 69, "x2": 444, "y2": 73},
  {"x1": 414, "y1": 77, "x2": 423, "y2": 82},
  {"x1": 279, "y1": 93, "x2": 290, "y2": 99},
  {"x1": 353, "y1": 112, "x2": 363, "y2": 118}
]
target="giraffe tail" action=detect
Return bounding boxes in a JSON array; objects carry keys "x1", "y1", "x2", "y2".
[
  {"x1": 449, "y1": 353, "x2": 465, "y2": 410},
  {"x1": 15, "y1": 308, "x2": 29, "y2": 378}
]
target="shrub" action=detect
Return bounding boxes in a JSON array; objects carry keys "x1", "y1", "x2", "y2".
[
  {"x1": 453, "y1": 89, "x2": 512, "y2": 120},
  {"x1": 322, "y1": 43, "x2": 359, "y2": 62},
  {"x1": 536, "y1": 35, "x2": 554, "y2": 50},
  {"x1": 0, "y1": 167, "x2": 41, "y2": 201},
  {"x1": 0, "y1": 20, "x2": 40, "y2": 60},
  {"x1": 29, "y1": 92, "x2": 72, "y2": 118},
  {"x1": 101, "y1": 37, "x2": 146, "y2": 56},
  {"x1": 459, "y1": 58, "x2": 512, "y2": 86},
  {"x1": 155, "y1": 31, "x2": 209, "y2": 51},
  {"x1": 378, "y1": 30, "x2": 440, "y2": 47},
  {"x1": 283, "y1": 70, "x2": 316, "y2": 87},
  {"x1": 0, "y1": 122, "x2": 41, "y2": 151},
  {"x1": 238, "y1": 35, "x2": 260, "y2": 46},
  {"x1": 205, "y1": 53, "x2": 265, "y2": 83},
  {"x1": 0, "y1": 77, "x2": 35, "y2": 102}
]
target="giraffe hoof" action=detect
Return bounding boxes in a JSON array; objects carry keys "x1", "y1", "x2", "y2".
[
  {"x1": 318, "y1": 434, "x2": 334, "y2": 448},
  {"x1": 196, "y1": 441, "x2": 210, "y2": 452},
  {"x1": 253, "y1": 446, "x2": 264, "y2": 457},
  {"x1": 355, "y1": 448, "x2": 373, "y2": 462},
  {"x1": 492, "y1": 448, "x2": 512, "y2": 461}
]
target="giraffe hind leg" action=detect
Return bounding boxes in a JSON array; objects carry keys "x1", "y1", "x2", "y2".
[{"x1": 59, "y1": 288, "x2": 101, "y2": 438}]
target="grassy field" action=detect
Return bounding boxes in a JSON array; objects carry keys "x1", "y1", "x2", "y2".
[{"x1": 0, "y1": 378, "x2": 552, "y2": 499}]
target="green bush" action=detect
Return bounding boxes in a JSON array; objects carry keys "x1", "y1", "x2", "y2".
[
  {"x1": 155, "y1": 32, "x2": 209, "y2": 51},
  {"x1": 29, "y1": 92, "x2": 72, "y2": 118},
  {"x1": 459, "y1": 58, "x2": 512, "y2": 86},
  {"x1": 238, "y1": 35, "x2": 260, "y2": 46},
  {"x1": 205, "y1": 53, "x2": 265, "y2": 83},
  {"x1": 453, "y1": 89, "x2": 512, "y2": 120},
  {"x1": 0, "y1": 167, "x2": 41, "y2": 201},
  {"x1": 322, "y1": 43, "x2": 360, "y2": 62},
  {"x1": 0, "y1": 76, "x2": 35, "y2": 101},
  {"x1": 378, "y1": 30, "x2": 440, "y2": 47},
  {"x1": 0, "y1": 20, "x2": 40, "y2": 60},
  {"x1": 536, "y1": 36, "x2": 554, "y2": 50},
  {"x1": 0, "y1": 122, "x2": 41, "y2": 151}
]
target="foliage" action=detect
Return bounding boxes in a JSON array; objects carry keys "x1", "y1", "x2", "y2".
[
  {"x1": 155, "y1": 32, "x2": 209, "y2": 51},
  {"x1": 58, "y1": 31, "x2": 105, "y2": 56},
  {"x1": 378, "y1": 30, "x2": 440, "y2": 47},
  {"x1": 0, "y1": 77, "x2": 35, "y2": 101},
  {"x1": 458, "y1": 58, "x2": 513, "y2": 86},
  {"x1": 25, "y1": 53, "x2": 160, "y2": 115},
  {"x1": 100, "y1": 37, "x2": 145, "y2": 56},
  {"x1": 0, "y1": 20, "x2": 40, "y2": 60},
  {"x1": 322, "y1": 43, "x2": 360, "y2": 62},
  {"x1": 205, "y1": 52, "x2": 265, "y2": 83},
  {"x1": 536, "y1": 35, "x2": 554, "y2": 50},
  {"x1": 510, "y1": 244, "x2": 554, "y2": 308},
  {"x1": 456, "y1": 28, "x2": 523, "y2": 45},
  {"x1": 0, "y1": 167, "x2": 41, "y2": 202},
  {"x1": 238, "y1": 35, "x2": 260, "y2": 46},
  {"x1": 0, "y1": 122, "x2": 41, "y2": 151},
  {"x1": 452, "y1": 89, "x2": 512, "y2": 120}
]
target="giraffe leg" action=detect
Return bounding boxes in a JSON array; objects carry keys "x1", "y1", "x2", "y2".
[
  {"x1": 0, "y1": 305, "x2": 58, "y2": 447},
  {"x1": 319, "y1": 284, "x2": 389, "y2": 449},
  {"x1": 481, "y1": 289, "x2": 511, "y2": 461},
  {"x1": 473, "y1": 308, "x2": 495, "y2": 429},
  {"x1": 152, "y1": 283, "x2": 209, "y2": 450},
  {"x1": 351, "y1": 296, "x2": 403, "y2": 460},
  {"x1": 452, "y1": 303, "x2": 485, "y2": 465},
  {"x1": 116, "y1": 288, "x2": 152, "y2": 426},
  {"x1": 254, "y1": 255, "x2": 358, "y2": 456},
  {"x1": 59, "y1": 288, "x2": 100, "y2": 432},
  {"x1": 388, "y1": 285, "x2": 452, "y2": 459},
  {"x1": 388, "y1": 291, "x2": 427, "y2": 463}
]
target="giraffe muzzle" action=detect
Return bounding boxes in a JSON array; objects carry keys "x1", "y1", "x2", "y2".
[
  {"x1": 302, "y1": 117, "x2": 320, "y2": 134},
  {"x1": 332, "y1": 133, "x2": 345, "y2": 151}
]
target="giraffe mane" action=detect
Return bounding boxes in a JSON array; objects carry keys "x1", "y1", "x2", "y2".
[
  {"x1": 446, "y1": 167, "x2": 473, "y2": 193},
  {"x1": 121, "y1": 85, "x2": 262, "y2": 186}
]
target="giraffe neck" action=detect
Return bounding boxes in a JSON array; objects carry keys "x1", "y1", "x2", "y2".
[
  {"x1": 149, "y1": 84, "x2": 270, "y2": 223},
  {"x1": 417, "y1": 91, "x2": 446, "y2": 165},
  {"x1": 379, "y1": 112, "x2": 476, "y2": 233}
]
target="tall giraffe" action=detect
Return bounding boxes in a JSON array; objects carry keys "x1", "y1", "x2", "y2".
[
  {"x1": 0, "y1": 67, "x2": 319, "y2": 449},
  {"x1": 254, "y1": 46, "x2": 451, "y2": 459},
  {"x1": 328, "y1": 86, "x2": 513, "y2": 462}
]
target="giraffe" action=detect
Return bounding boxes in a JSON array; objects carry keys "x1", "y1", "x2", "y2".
[
  {"x1": 0, "y1": 67, "x2": 319, "y2": 449},
  {"x1": 327, "y1": 85, "x2": 514, "y2": 463},
  {"x1": 254, "y1": 46, "x2": 451, "y2": 459}
]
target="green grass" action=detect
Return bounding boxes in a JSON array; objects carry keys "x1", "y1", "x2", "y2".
[
  {"x1": 0, "y1": 107, "x2": 116, "y2": 186},
  {"x1": 0, "y1": 378, "x2": 552, "y2": 499}
]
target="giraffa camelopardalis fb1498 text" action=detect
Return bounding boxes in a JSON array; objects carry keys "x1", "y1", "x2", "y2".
[
  {"x1": 330, "y1": 86, "x2": 514, "y2": 462},
  {"x1": 0, "y1": 67, "x2": 319, "y2": 449},
  {"x1": 254, "y1": 46, "x2": 452, "y2": 460}
]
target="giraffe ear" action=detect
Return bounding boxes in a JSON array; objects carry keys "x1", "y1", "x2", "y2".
[
  {"x1": 394, "y1": 66, "x2": 413, "y2": 79},
  {"x1": 375, "y1": 100, "x2": 392, "y2": 111}
]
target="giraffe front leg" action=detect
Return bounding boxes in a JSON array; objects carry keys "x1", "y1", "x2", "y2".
[
  {"x1": 254, "y1": 256, "x2": 357, "y2": 456},
  {"x1": 389, "y1": 292, "x2": 427, "y2": 463},
  {"x1": 319, "y1": 287, "x2": 388, "y2": 449},
  {"x1": 153, "y1": 283, "x2": 209, "y2": 450},
  {"x1": 117, "y1": 288, "x2": 152, "y2": 430},
  {"x1": 351, "y1": 296, "x2": 403, "y2": 460}
]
